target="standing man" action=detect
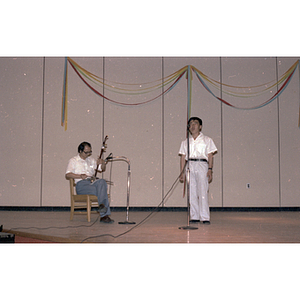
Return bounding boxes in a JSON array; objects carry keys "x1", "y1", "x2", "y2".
[
  {"x1": 65, "y1": 141, "x2": 114, "y2": 223},
  {"x1": 179, "y1": 117, "x2": 217, "y2": 224}
]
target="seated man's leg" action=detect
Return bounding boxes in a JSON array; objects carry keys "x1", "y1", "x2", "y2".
[
  {"x1": 93, "y1": 179, "x2": 111, "y2": 217},
  {"x1": 76, "y1": 179, "x2": 110, "y2": 217}
]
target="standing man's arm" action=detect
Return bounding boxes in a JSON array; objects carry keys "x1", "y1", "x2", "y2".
[
  {"x1": 179, "y1": 154, "x2": 186, "y2": 183},
  {"x1": 207, "y1": 153, "x2": 214, "y2": 183}
]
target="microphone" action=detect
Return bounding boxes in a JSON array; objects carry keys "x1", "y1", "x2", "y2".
[{"x1": 105, "y1": 153, "x2": 113, "y2": 161}]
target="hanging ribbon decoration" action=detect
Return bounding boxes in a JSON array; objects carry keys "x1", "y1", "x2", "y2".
[
  {"x1": 61, "y1": 57, "x2": 68, "y2": 131},
  {"x1": 191, "y1": 61, "x2": 300, "y2": 127},
  {"x1": 191, "y1": 60, "x2": 299, "y2": 110},
  {"x1": 187, "y1": 65, "x2": 192, "y2": 121},
  {"x1": 68, "y1": 59, "x2": 187, "y2": 106},
  {"x1": 192, "y1": 60, "x2": 299, "y2": 98},
  {"x1": 62, "y1": 58, "x2": 300, "y2": 130},
  {"x1": 68, "y1": 57, "x2": 188, "y2": 95},
  {"x1": 182, "y1": 65, "x2": 193, "y2": 197},
  {"x1": 61, "y1": 57, "x2": 188, "y2": 130}
]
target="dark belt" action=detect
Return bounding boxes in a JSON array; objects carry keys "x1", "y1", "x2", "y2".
[{"x1": 189, "y1": 158, "x2": 207, "y2": 162}]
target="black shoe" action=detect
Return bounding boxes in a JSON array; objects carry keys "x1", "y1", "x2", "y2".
[
  {"x1": 189, "y1": 220, "x2": 200, "y2": 223},
  {"x1": 202, "y1": 221, "x2": 210, "y2": 225},
  {"x1": 100, "y1": 215, "x2": 114, "y2": 223}
]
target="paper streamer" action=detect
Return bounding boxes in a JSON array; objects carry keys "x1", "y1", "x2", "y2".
[
  {"x1": 61, "y1": 58, "x2": 300, "y2": 130},
  {"x1": 61, "y1": 57, "x2": 68, "y2": 131}
]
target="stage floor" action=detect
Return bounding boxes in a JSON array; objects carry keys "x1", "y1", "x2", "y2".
[{"x1": 1, "y1": 209, "x2": 300, "y2": 243}]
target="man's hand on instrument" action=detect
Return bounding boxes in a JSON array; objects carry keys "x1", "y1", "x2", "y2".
[
  {"x1": 97, "y1": 158, "x2": 105, "y2": 165},
  {"x1": 95, "y1": 158, "x2": 107, "y2": 173}
]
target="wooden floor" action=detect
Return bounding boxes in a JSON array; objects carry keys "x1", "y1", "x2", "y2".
[
  {"x1": 1, "y1": 209, "x2": 300, "y2": 243},
  {"x1": 2, "y1": 209, "x2": 299, "y2": 300}
]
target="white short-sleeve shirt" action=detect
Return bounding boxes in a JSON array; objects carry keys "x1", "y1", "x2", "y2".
[
  {"x1": 179, "y1": 132, "x2": 217, "y2": 160},
  {"x1": 65, "y1": 154, "x2": 102, "y2": 183}
]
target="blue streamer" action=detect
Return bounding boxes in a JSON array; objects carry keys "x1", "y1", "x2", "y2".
[{"x1": 61, "y1": 57, "x2": 68, "y2": 126}]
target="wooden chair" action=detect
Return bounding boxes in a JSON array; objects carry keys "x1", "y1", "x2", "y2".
[{"x1": 68, "y1": 178, "x2": 99, "y2": 222}]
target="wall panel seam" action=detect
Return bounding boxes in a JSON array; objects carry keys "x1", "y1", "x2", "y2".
[
  {"x1": 40, "y1": 57, "x2": 46, "y2": 207},
  {"x1": 102, "y1": 57, "x2": 105, "y2": 141},
  {"x1": 220, "y1": 57, "x2": 224, "y2": 207},
  {"x1": 161, "y1": 57, "x2": 165, "y2": 206},
  {"x1": 276, "y1": 57, "x2": 282, "y2": 207}
]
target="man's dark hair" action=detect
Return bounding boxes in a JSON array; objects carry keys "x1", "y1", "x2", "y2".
[
  {"x1": 188, "y1": 117, "x2": 202, "y2": 126},
  {"x1": 78, "y1": 141, "x2": 92, "y2": 153}
]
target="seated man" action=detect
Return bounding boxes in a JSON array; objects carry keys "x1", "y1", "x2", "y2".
[{"x1": 65, "y1": 141, "x2": 114, "y2": 223}]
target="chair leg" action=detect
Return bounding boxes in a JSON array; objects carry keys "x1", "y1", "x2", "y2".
[
  {"x1": 70, "y1": 199, "x2": 74, "y2": 221},
  {"x1": 87, "y1": 196, "x2": 91, "y2": 222}
]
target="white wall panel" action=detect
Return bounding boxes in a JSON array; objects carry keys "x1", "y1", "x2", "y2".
[
  {"x1": 42, "y1": 57, "x2": 104, "y2": 206},
  {"x1": 0, "y1": 57, "x2": 43, "y2": 206},
  {"x1": 103, "y1": 57, "x2": 162, "y2": 207},
  {"x1": 222, "y1": 57, "x2": 280, "y2": 207},
  {"x1": 163, "y1": 57, "x2": 222, "y2": 207},
  {"x1": 189, "y1": 57, "x2": 222, "y2": 207},
  {"x1": 278, "y1": 57, "x2": 300, "y2": 206},
  {"x1": 163, "y1": 58, "x2": 188, "y2": 207},
  {"x1": 1, "y1": 56, "x2": 299, "y2": 208}
]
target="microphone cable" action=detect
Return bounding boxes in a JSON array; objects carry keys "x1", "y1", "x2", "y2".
[
  {"x1": 80, "y1": 161, "x2": 187, "y2": 243},
  {"x1": 7, "y1": 214, "x2": 101, "y2": 232},
  {"x1": 6, "y1": 152, "x2": 116, "y2": 233},
  {"x1": 5, "y1": 160, "x2": 187, "y2": 243}
]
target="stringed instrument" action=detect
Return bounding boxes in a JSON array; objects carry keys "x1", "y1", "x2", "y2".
[{"x1": 91, "y1": 135, "x2": 108, "y2": 182}]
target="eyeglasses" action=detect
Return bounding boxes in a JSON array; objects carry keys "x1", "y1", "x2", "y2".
[{"x1": 83, "y1": 151, "x2": 92, "y2": 154}]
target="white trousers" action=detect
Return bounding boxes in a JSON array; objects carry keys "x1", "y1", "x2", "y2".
[{"x1": 187, "y1": 161, "x2": 210, "y2": 221}]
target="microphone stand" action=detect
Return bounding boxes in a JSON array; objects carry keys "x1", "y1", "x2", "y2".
[
  {"x1": 107, "y1": 156, "x2": 136, "y2": 225},
  {"x1": 179, "y1": 125, "x2": 198, "y2": 230}
]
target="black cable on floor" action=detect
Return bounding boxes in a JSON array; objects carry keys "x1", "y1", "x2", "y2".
[
  {"x1": 7, "y1": 215, "x2": 100, "y2": 231},
  {"x1": 80, "y1": 164, "x2": 186, "y2": 243},
  {"x1": 6, "y1": 162, "x2": 187, "y2": 243}
]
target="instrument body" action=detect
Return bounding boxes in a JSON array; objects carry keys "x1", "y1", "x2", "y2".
[{"x1": 91, "y1": 135, "x2": 108, "y2": 182}]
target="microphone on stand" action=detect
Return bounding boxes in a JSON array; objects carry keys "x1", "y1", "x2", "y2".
[{"x1": 105, "y1": 153, "x2": 113, "y2": 161}]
